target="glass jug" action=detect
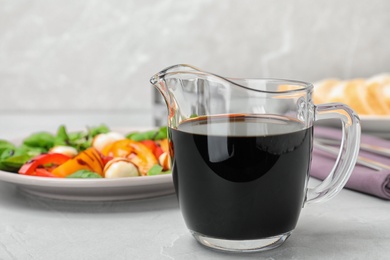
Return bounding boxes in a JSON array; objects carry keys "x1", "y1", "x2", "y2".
[{"x1": 151, "y1": 64, "x2": 360, "y2": 252}]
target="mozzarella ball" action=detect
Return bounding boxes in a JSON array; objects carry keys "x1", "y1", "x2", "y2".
[
  {"x1": 92, "y1": 132, "x2": 125, "y2": 152},
  {"x1": 49, "y1": 146, "x2": 78, "y2": 157},
  {"x1": 104, "y1": 158, "x2": 139, "y2": 178}
]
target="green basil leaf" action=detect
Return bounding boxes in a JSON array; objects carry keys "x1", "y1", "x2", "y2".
[
  {"x1": 154, "y1": 126, "x2": 168, "y2": 140},
  {"x1": 0, "y1": 154, "x2": 31, "y2": 172},
  {"x1": 54, "y1": 125, "x2": 70, "y2": 146},
  {"x1": 61, "y1": 124, "x2": 110, "y2": 152},
  {"x1": 128, "y1": 132, "x2": 149, "y2": 141},
  {"x1": 18, "y1": 145, "x2": 46, "y2": 157},
  {"x1": 68, "y1": 131, "x2": 85, "y2": 141},
  {"x1": 0, "y1": 140, "x2": 16, "y2": 150},
  {"x1": 125, "y1": 131, "x2": 139, "y2": 139},
  {"x1": 0, "y1": 148, "x2": 14, "y2": 161},
  {"x1": 147, "y1": 164, "x2": 163, "y2": 176},
  {"x1": 66, "y1": 170, "x2": 103, "y2": 179},
  {"x1": 23, "y1": 132, "x2": 55, "y2": 151},
  {"x1": 127, "y1": 126, "x2": 168, "y2": 141},
  {"x1": 88, "y1": 124, "x2": 110, "y2": 138},
  {"x1": 0, "y1": 162, "x2": 15, "y2": 172}
]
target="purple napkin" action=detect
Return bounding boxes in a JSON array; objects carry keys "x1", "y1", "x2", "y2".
[{"x1": 311, "y1": 127, "x2": 390, "y2": 200}]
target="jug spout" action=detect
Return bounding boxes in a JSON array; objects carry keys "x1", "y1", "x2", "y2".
[
  {"x1": 150, "y1": 64, "x2": 210, "y2": 127},
  {"x1": 150, "y1": 64, "x2": 202, "y2": 103}
]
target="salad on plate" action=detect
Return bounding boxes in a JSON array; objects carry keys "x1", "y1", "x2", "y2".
[{"x1": 0, "y1": 125, "x2": 171, "y2": 179}]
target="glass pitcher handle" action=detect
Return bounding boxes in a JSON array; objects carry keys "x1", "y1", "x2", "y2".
[{"x1": 306, "y1": 103, "x2": 361, "y2": 204}]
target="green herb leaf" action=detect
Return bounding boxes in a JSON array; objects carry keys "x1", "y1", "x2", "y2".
[
  {"x1": 147, "y1": 164, "x2": 163, "y2": 176},
  {"x1": 125, "y1": 131, "x2": 139, "y2": 139},
  {"x1": 54, "y1": 125, "x2": 70, "y2": 146},
  {"x1": 0, "y1": 148, "x2": 13, "y2": 161},
  {"x1": 127, "y1": 126, "x2": 168, "y2": 141},
  {"x1": 128, "y1": 132, "x2": 150, "y2": 141},
  {"x1": 0, "y1": 146, "x2": 38, "y2": 172},
  {"x1": 88, "y1": 124, "x2": 110, "y2": 138},
  {"x1": 0, "y1": 140, "x2": 16, "y2": 156},
  {"x1": 0, "y1": 140, "x2": 16, "y2": 150},
  {"x1": 0, "y1": 154, "x2": 31, "y2": 172},
  {"x1": 23, "y1": 132, "x2": 55, "y2": 151},
  {"x1": 154, "y1": 126, "x2": 168, "y2": 140},
  {"x1": 66, "y1": 131, "x2": 88, "y2": 151},
  {"x1": 66, "y1": 170, "x2": 103, "y2": 179},
  {"x1": 18, "y1": 145, "x2": 46, "y2": 157},
  {"x1": 68, "y1": 131, "x2": 85, "y2": 141},
  {"x1": 61, "y1": 124, "x2": 111, "y2": 152}
]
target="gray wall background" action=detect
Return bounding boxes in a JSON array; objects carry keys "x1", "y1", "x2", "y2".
[{"x1": 1, "y1": 0, "x2": 389, "y2": 119}]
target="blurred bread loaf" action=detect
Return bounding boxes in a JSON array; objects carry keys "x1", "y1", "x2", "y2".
[{"x1": 313, "y1": 74, "x2": 390, "y2": 116}]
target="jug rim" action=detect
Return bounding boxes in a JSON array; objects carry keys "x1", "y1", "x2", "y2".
[{"x1": 152, "y1": 64, "x2": 314, "y2": 94}]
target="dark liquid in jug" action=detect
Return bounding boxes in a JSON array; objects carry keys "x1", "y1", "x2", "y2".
[{"x1": 169, "y1": 114, "x2": 312, "y2": 240}]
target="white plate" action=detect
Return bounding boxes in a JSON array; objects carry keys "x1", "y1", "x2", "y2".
[
  {"x1": 0, "y1": 127, "x2": 175, "y2": 201},
  {"x1": 0, "y1": 171, "x2": 174, "y2": 201},
  {"x1": 316, "y1": 115, "x2": 390, "y2": 139}
]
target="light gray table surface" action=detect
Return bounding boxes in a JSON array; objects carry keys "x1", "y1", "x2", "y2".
[{"x1": 0, "y1": 113, "x2": 389, "y2": 260}]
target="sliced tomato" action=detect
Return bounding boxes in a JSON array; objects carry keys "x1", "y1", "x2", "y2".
[
  {"x1": 154, "y1": 146, "x2": 164, "y2": 159},
  {"x1": 34, "y1": 168, "x2": 58, "y2": 178},
  {"x1": 140, "y1": 140, "x2": 156, "y2": 152},
  {"x1": 18, "y1": 153, "x2": 71, "y2": 177},
  {"x1": 101, "y1": 154, "x2": 114, "y2": 166},
  {"x1": 140, "y1": 140, "x2": 163, "y2": 159}
]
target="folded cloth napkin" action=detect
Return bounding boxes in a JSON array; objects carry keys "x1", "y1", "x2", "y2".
[{"x1": 311, "y1": 126, "x2": 390, "y2": 200}]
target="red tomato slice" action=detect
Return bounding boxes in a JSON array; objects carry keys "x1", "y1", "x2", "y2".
[
  {"x1": 140, "y1": 140, "x2": 163, "y2": 159},
  {"x1": 101, "y1": 154, "x2": 113, "y2": 166},
  {"x1": 154, "y1": 146, "x2": 164, "y2": 159},
  {"x1": 34, "y1": 168, "x2": 58, "y2": 177},
  {"x1": 140, "y1": 140, "x2": 157, "y2": 152},
  {"x1": 18, "y1": 153, "x2": 71, "y2": 176}
]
